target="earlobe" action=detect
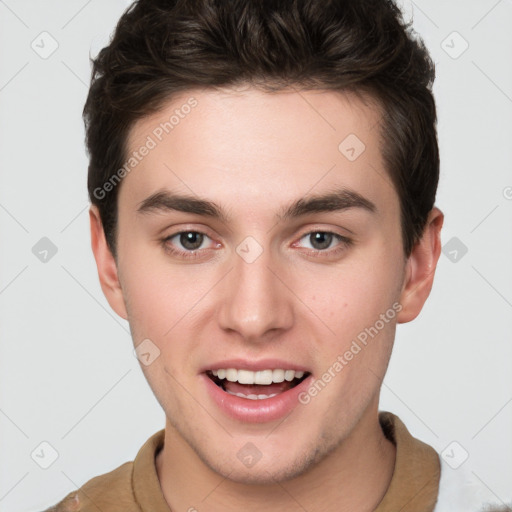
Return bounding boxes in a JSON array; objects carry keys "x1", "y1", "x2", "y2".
[
  {"x1": 397, "y1": 207, "x2": 444, "y2": 324},
  {"x1": 89, "y1": 205, "x2": 128, "y2": 320}
]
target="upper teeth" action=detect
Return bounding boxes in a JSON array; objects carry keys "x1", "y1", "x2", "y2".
[{"x1": 211, "y1": 369, "x2": 305, "y2": 385}]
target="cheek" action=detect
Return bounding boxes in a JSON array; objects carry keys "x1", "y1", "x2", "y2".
[
  {"x1": 120, "y1": 245, "x2": 210, "y2": 337},
  {"x1": 301, "y1": 248, "x2": 402, "y2": 339}
]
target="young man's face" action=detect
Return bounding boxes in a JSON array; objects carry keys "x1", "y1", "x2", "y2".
[{"x1": 91, "y1": 87, "x2": 439, "y2": 483}]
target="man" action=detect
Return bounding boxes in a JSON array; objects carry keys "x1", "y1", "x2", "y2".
[{"x1": 43, "y1": 0, "x2": 509, "y2": 510}]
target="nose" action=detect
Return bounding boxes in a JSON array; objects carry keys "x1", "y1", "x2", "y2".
[{"x1": 217, "y1": 240, "x2": 294, "y2": 343}]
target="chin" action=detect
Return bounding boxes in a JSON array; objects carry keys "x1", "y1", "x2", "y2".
[
  {"x1": 197, "y1": 436, "x2": 330, "y2": 486},
  {"x1": 209, "y1": 459, "x2": 309, "y2": 485}
]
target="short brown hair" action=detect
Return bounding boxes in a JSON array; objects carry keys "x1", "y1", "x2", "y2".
[{"x1": 84, "y1": 0, "x2": 439, "y2": 259}]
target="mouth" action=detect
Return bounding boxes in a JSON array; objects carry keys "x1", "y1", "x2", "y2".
[{"x1": 206, "y1": 368, "x2": 310, "y2": 400}]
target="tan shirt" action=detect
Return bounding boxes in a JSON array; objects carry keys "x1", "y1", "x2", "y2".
[{"x1": 43, "y1": 411, "x2": 442, "y2": 512}]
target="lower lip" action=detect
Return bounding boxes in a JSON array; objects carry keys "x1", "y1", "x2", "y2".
[{"x1": 202, "y1": 373, "x2": 313, "y2": 423}]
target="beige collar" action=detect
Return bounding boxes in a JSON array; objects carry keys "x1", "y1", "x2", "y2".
[{"x1": 132, "y1": 411, "x2": 440, "y2": 512}]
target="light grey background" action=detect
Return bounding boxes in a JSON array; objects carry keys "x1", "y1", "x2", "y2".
[{"x1": 0, "y1": 1, "x2": 511, "y2": 511}]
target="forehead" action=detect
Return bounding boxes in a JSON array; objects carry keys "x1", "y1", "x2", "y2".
[{"x1": 121, "y1": 86, "x2": 396, "y2": 219}]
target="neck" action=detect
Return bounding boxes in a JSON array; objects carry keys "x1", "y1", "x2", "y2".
[{"x1": 156, "y1": 403, "x2": 396, "y2": 512}]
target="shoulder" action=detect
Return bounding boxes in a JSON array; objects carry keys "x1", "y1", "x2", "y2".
[
  {"x1": 433, "y1": 457, "x2": 512, "y2": 512},
  {"x1": 41, "y1": 429, "x2": 166, "y2": 512},
  {"x1": 41, "y1": 461, "x2": 137, "y2": 512}
]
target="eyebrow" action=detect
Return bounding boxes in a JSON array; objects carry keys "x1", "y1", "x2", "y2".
[{"x1": 136, "y1": 187, "x2": 377, "y2": 223}]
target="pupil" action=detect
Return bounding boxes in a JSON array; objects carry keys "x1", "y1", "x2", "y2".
[
  {"x1": 310, "y1": 232, "x2": 332, "y2": 250},
  {"x1": 180, "y1": 232, "x2": 203, "y2": 250}
]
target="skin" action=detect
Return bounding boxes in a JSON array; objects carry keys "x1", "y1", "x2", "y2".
[{"x1": 90, "y1": 86, "x2": 443, "y2": 511}]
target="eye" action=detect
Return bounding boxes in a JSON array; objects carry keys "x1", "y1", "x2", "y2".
[
  {"x1": 171, "y1": 231, "x2": 209, "y2": 251},
  {"x1": 161, "y1": 229, "x2": 352, "y2": 261},
  {"x1": 301, "y1": 232, "x2": 337, "y2": 250},
  {"x1": 161, "y1": 230, "x2": 218, "y2": 259},
  {"x1": 294, "y1": 231, "x2": 352, "y2": 256}
]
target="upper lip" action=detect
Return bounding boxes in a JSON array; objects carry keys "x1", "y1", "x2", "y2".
[{"x1": 200, "y1": 358, "x2": 311, "y2": 373}]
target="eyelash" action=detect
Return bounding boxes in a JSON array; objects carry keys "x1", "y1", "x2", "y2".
[{"x1": 161, "y1": 230, "x2": 353, "y2": 261}]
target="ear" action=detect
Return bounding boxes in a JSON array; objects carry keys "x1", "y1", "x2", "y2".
[
  {"x1": 89, "y1": 205, "x2": 128, "y2": 320},
  {"x1": 397, "y1": 207, "x2": 444, "y2": 324}
]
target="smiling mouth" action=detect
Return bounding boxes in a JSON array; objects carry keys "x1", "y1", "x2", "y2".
[{"x1": 206, "y1": 368, "x2": 310, "y2": 400}]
